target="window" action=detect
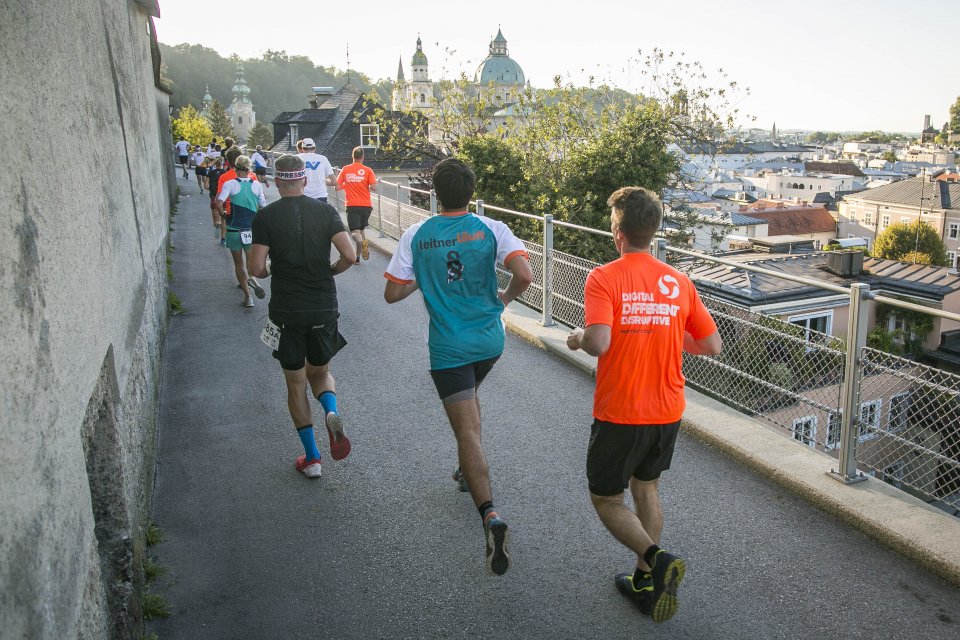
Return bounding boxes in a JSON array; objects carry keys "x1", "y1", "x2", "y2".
[
  {"x1": 788, "y1": 311, "x2": 832, "y2": 344},
  {"x1": 883, "y1": 460, "x2": 905, "y2": 489},
  {"x1": 420, "y1": 93, "x2": 425, "y2": 103},
  {"x1": 900, "y1": 216, "x2": 911, "y2": 224},
  {"x1": 888, "y1": 393, "x2": 911, "y2": 433},
  {"x1": 826, "y1": 410, "x2": 843, "y2": 451},
  {"x1": 792, "y1": 416, "x2": 817, "y2": 449},
  {"x1": 239, "y1": 116, "x2": 243, "y2": 124},
  {"x1": 858, "y1": 399, "x2": 881, "y2": 442},
  {"x1": 881, "y1": 214, "x2": 890, "y2": 229},
  {"x1": 949, "y1": 251, "x2": 957, "y2": 268},
  {"x1": 864, "y1": 211, "x2": 872, "y2": 225},
  {"x1": 949, "y1": 223, "x2": 959, "y2": 239},
  {"x1": 360, "y1": 124, "x2": 380, "y2": 148}
]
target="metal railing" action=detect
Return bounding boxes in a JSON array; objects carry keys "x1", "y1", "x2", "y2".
[{"x1": 330, "y1": 180, "x2": 960, "y2": 515}]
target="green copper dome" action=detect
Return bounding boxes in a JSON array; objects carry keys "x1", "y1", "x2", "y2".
[
  {"x1": 475, "y1": 29, "x2": 524, "y2": 85},
  {"x1": 411, "y1": 36, "x2": 427, "y2": 67}
]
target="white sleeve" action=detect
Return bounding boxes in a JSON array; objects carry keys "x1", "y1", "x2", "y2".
[
  {"x1": 323, "y1": 157, "x2": 334, "y2": 177},
  {"x1": 255, "y1": 182, "x2": 266, "y2": 207},
  {"x1": 216, "y1": 180, "x2": 236, "y2": 202},
  {"x1": 481, "y1": 218, "x2": 528, "y2": 265},
  {"x1": 385, "y1": 226, "x2": 417, "y2": 284}
]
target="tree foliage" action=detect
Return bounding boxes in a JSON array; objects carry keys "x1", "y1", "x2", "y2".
[
  {"x1": 205, "y1": 100, "x2": 235, "y2": 142},
  {"x1": 872, "y1": 221, "x2": 949, "y2": 266},
  {"x1": 246, "y1": 120, "x2": 274, "y2": 151},
  {"x1": 950, "y1": 96, "x2": 960, "y2": 133},
  {"x1": 805, "y1": 131, "x2": 842, "y2": 144},
  {"x1": 159, "y1": 43, "x2": 394, "y2": 128},
  {"x1": 171, "y1": 104, "x2": 212, "y2": 147},
  {"x1": 365, "y1": 48, "x2": 748, "y2": 260},
  {"x1": 881, "y1": 150, "x2": 898, "y2": 163}
]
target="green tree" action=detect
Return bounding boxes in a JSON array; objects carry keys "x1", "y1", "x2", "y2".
[
  {"x1": 950, "y1": 96, "x2": 960, "y2": 133},
  {"x1": 205, "y1": 100, "x2": 235, "y2": 142},
  {"x1": 881, "y1": 150, "x2": 898, "y2": 163},
  {"x1": 872, "y1": 221, "x2": 950, "y2": 266},
  {"x1": 246, "y1": 120, "x2": 274, "y2": 150},
  {"x1": 171, "y1": 104, "x2": 212, "y2": 147}
]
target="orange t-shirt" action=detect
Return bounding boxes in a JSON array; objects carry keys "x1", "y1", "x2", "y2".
[
  {"x1": 217, "y1": 169, "x2": 258, "y2": 214},
  {"x1": 336, "y1": 162, "x2": 377, "y2": 207},
  {"x1": 584, "y1": 252, "x2": 717, "y2": 425}
]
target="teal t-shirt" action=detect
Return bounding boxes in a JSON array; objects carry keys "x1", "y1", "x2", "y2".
[{"x1": 386, "y1": 213, "x2": 527, "y2": 370}]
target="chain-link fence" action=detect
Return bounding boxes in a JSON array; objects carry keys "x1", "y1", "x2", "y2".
[{"x1": 343, "y1": 185, "x2": 960, "y2": 514}]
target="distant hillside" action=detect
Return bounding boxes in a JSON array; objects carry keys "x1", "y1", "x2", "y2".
[{"x1": 159, "y1": 43, "x2": 394, "y2": 126}]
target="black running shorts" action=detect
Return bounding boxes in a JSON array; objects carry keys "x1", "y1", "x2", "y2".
[
  {"x1": 272, "y1": 320, "x2": 347, "y2": 371},
  {"x1": 346, "y1": 206, "x2": 373, "y2": 231},
  {"x1": 429, "y1": 356, "x2": 500, "y2": 404},
  {"x1": 586, "y1": 419, "x2": 681, "y2": 496},
  {"x1": 178, "y1": 155, "x2": 188, "y2": 164}
]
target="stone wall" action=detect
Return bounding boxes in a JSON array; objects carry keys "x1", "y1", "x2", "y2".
[{"x1": 0, "y1": 1, "x2": 174, "y2": 637}]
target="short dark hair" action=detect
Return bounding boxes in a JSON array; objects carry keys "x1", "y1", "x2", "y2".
[
  {"x1": 607, "y1": 187, "x2": 662, "y2": 247},
  {"x1": 352, "y1": 146, "x2": 364, "y2": 161},
  {"x1": 432, "y1": 158, "x2": 475, "y2": 210},
  {"x1": 224, "y1": 146, "x2": 242, "y2": 166}
]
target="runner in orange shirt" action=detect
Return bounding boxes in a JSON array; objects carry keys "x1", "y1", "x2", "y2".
[
  {"x1": 336, "y1": 146, "x2": 378, "y2": 264},
  {"x1": 567, "y1": 186, "x2": 721, "y2": 623}
]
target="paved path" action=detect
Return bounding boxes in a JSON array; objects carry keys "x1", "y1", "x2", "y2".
[{"x1": 149, "y1": 177, "x2": 959, "y2": 639}]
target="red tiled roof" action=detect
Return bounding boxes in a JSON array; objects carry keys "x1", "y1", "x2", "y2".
[{"x1": 744, "y1": 200, "x2": 837, "y2": 235}]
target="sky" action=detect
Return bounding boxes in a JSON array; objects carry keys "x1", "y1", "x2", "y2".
[{"x1": 155, "y1": 0, "x2": 957, "y2": 133}]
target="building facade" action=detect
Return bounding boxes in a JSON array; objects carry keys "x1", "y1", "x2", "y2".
[
  {"x1": 226, "y1": 62, "x2": 255, "y2": 142},
  {"x1": 838, "y1": 176, "x2": 960, "y2": 268}
]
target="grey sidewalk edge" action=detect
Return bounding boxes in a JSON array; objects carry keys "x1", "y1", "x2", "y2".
[{"x1": 362, "y1": 227, "x2": 960, "y2": 588}]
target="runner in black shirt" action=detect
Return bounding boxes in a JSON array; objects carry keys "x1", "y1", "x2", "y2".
[
  {"x1": 206, "y1": 157, "x2": 226, "y2": 244},
  {"x1": 248, "y1": 154, "x2": 357, "y2": 479}
]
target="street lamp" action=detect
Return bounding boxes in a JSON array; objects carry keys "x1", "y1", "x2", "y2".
[{"x1": 913, "y1": 168, "x2": 932, "y2": 263}]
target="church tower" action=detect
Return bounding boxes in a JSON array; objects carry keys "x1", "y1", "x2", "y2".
[
  {"x1": 394, "y1": 37, "x2": 433, "y2": 111},
  {"x1": 201, "y1": 84, "x2": 212, "y2": 117},
  {"x1": 227, "y1": 62, "x2": 255, "y2": 142}
]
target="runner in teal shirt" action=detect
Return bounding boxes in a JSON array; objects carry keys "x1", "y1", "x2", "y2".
[{"x1": 385, "y1": 158, "x2": 532, "y2": 576}]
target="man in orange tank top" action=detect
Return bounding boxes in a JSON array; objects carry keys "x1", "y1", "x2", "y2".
[{"x1": 567, "y1": 186, "x2": 721, "y2": 623}]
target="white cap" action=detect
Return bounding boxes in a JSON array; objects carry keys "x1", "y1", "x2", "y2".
[{"x1": 301, "y1": 137, "x2": 316, "y2": 148}]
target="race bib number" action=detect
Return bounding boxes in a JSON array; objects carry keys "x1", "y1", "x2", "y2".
[
  {"x1": 260, "y1": 319, "x2": 281, "y2": 350},
  {"x1": 240, "y1": 230, "x2": 253, "y2": 245}
]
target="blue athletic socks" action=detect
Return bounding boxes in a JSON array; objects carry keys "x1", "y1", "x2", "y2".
[
  {"x1": 296, "y1": 424, "x2": 322, "y2": 461},
  {"x1": 318, "y1": 391, "x2": 338, "y2": 415}
]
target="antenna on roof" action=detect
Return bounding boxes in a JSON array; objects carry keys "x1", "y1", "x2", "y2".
[{"x1": 346, "y1": 42, "x2": 351, "y2": 85}]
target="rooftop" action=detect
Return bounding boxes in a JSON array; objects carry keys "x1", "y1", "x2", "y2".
[{"x1": 843, "y1": 176, "x2": 960, "y2": 210}]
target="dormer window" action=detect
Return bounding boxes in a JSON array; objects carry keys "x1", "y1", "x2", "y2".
[{"x1": 360, "y1": 124, "x2": 380, "y2": 149}]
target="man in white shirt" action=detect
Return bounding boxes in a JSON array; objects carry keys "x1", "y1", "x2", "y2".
[
  {"x1": 251, "y1": 146, "x2": 269, "y2": 188},
  {"x1": 191, "y1": 147, "x2": 207, "y2": 194},
  {"x1": 174, "y1": 137, "x2": 190, "y2": 178},
  {"x1": 296, "y1": 138, "x2": 335, "y2": 202}
]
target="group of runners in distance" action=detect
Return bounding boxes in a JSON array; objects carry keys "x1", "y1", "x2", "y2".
[{"x1": 173, "y1": 140, "x2": 722, "y2": 623}]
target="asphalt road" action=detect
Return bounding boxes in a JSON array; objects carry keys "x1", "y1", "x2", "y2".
[{"x1": 149, "y1": 176, "x2": 959, "y2": 639}]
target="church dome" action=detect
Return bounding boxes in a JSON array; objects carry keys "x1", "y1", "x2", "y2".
[
  {"x1": 474, "y1": 29, "x2": 524, "y2": 85},
  {"x1": 412, "y1": 36, "x2": 427, "y2": 67},
  {"x1": 475, "y1": 56, "x2": 525, "y2": 85}
]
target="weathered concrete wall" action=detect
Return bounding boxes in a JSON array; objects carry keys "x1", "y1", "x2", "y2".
[{"x1": 0, "y1": 1, "x2": 174, "y2": 637}]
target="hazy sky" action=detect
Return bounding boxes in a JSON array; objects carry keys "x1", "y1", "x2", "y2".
[{"x1": 156, "y1": 0, "x2": 956, "y2": 133}]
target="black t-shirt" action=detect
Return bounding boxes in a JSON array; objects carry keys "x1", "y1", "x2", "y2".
[
  {"x1": 251, "y1": 195, "x2": 347, "y2": 325},
  {"x1": 207, "y1": 168, "x2": 225, "y2": 201}
]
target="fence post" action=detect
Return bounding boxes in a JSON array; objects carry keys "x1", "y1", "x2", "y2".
[
  {"x1": 829, "y1": 282, "x2": 870, "y2": 485},
  {"x1": 377, "y1": 186, "x2": 384, "y2": 238},
  {"x1": 655, "y1": 238, "x2": 668, "y2": 262},
  {"x1": 541, "y1": 214, "x2": 556, "y2": 327},
  {"x1": 430, "y1": 189, "x2": 438, "y2": 215},
  {"x1": 396, "y1": 182, "x2": 402, "y2": 235},
  {"x1": 476, "y1": 199, "x2": 484, "y2": 217}
]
